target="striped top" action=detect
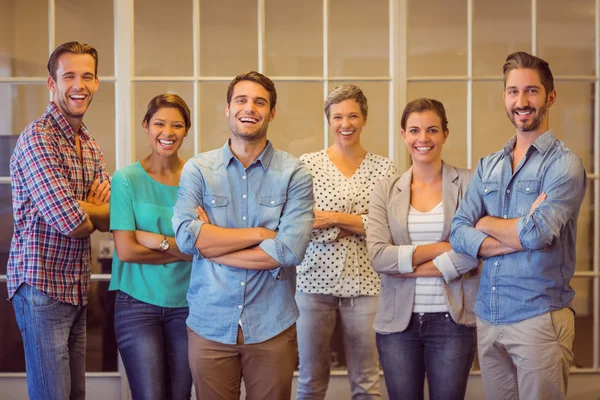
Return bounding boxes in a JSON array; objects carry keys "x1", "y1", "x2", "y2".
[{"x1": 408, "y1": 202, "x2": 448, "y2": 313}]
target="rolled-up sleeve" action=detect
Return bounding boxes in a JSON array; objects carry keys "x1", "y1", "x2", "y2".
[
  {"x1": 172, "y1": 160, "x2": 205, "y2": 257},
  {"x1": 517, "y1": 153, "x2": 587, "y2": 250},
  {"x1": 434, "y1": 250, "x2": 481, "y2": 283},
  {"x1": 260, "y1": 163, "x2": 314, "y2": 277},
  {"x1": 450, "y1": 160, "x2": 489, "y2": 259}
]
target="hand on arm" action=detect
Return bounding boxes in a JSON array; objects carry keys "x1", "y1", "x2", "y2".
[
  {"x1": 209, "y1": 246, "x2": 280, "y2": 270},
  {"x1": 135, "y1": 230, "x2": 193, "y2": 262},
  {"x1": 113, "y1": 230, "x2": 180, "y2": 264},
  {"x1": 194, "y1": 205, "x2": 277, "y2": 258},
  {"x1": 394, "y1": 260, "x2": 443, "y2": 278},
  {"x1": 313, "y1": 210, "x2": 365, "y2": 236},
  {"x1": 77, "y1": 179, "x2": 111, "y2": 232}
]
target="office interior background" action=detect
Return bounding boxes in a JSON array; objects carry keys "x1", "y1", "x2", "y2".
[{"x1": 1, "y1": 0, "x2": 600, "y2": 398}]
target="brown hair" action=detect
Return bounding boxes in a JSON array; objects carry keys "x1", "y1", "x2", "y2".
[
  {"x1": 324, "y1": 84, "x2": 368, "y2": 120},
  {"x1": 47, "y1": 41, "x2": 98, "y2": 81},
  {"x1": 503, "y1": 51, "x2": 554, "y2": 95},
  {"x1": 226, "y1": 71, "x2": 277, "y2": 111},
  {"x1": 401, "y1": 98, "x2": 448, "y2": 132},
  {"x1": 142, "y1": 93, "x2": 191, "y2": 131}
]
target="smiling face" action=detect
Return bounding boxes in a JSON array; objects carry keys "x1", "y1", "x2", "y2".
[
  {"x1": 401, "y1": 110, "x2": 448, "y2": 165},
  {"x1": 225, "y1": 80, "x2": 276, "y2": 143},
  {"x1": 504, "y1": 68, "x2": 556, "y2": 135},
  {"x1": 144, "y1": 107, "x2": 187, "y2": 157},
  {"x1": 328, "y1": 99, "x2": 366, "y2": 147},
  {"x1": 47, "y1": 52, "x2": 99, "y2": 130}
]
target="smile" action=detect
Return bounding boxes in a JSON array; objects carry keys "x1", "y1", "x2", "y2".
[
  {"x1": 239, "y1": 116, "x2": 259, "y2": 124},
  {"x1": 339, "y1": 131, "x2": 354, "y2": 136},
  {"x1": 515, "y1": 109, "x2": 533, "y2": 116},
  {"x1": 158, "y1": 139, "x2": 175, "y2": 146},
  {"x1": 415, "y1": 146, "x2": 433, "y2": 152}
]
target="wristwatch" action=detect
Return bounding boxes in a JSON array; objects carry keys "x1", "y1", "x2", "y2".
[{"x1": 159, "y1": 236, "x2": 170, "y2": 252}]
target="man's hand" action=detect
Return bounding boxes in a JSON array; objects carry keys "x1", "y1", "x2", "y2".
[
  {"x1": 196, "y1": 205, "x2": 210, "y2": 224},
  {"x1": 86, "y1": 179, "x2": 110, "y2": 205},
  {"x1": 529, "y1": 192, "x2": 546, "y2": 215}
]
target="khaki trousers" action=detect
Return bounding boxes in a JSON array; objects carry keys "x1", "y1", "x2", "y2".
[
  {"x1": 188, "y1": 324, "x2": 298, "y2": 400},
  {"x1": 476, "y1": 308, "x2": 575, "y2": 400}
]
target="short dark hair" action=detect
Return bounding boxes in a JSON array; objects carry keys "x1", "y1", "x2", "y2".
[
  {"x1": 503, "y1": 51, "x2": 554, "y2": 95},
  {"x1": 142, "y1": 93, "x2": 191, "y2": 131},
  {"x1": 47, "y1": 41, "x2": 98, "y2": 81},
  {"x1": 401, "y1": 98, "x2": 449, "y2": 132},
  {"x1": 226, "y1": 71, "x2": 277, "y2": 111},
  {"x1": 324, "y1": 84, "x2": 368, "y2": 120}
]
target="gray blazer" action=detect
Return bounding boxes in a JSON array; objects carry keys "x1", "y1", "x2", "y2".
[{"x1": 367, "y1": 162, "x2": 481, "y2": 334}]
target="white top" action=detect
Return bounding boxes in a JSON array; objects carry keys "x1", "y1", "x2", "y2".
[
  {"x1": 296, "y1": 150, "x2": 396, "y2": 297},
  {"x1": 408, "y1": 202, "x2": 448, "y2": 313}
]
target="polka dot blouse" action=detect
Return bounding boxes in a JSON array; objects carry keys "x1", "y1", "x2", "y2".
[{"x1": 297, "y1": 150, "x2": 397, "y2": 297}]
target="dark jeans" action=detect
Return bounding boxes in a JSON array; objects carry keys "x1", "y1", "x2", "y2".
[
  {"x1": 114, "y1": 291, "x2": 192, "y2": 400},
  {"x1": 376, "y1": 312, "x2": 476, "y2": 400}
]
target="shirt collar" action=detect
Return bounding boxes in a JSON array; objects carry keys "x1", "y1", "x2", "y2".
[
  {"x1": 503, "y1": 129, "x2": 555, "y2": 156},
  {"x1": 221, "y1": 139, "x2": 275, "y2": 170},
  {"x1": 46, "y1": 101, "x2": 91, "y2": 141}
]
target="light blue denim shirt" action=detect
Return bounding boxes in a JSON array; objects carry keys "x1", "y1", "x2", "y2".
[
  {"x1": 172, "y1": 140, "x2": 314, "y2": 344},
  {"x1": 450, "y1": 130, "x2": 587, "y2": 324}
]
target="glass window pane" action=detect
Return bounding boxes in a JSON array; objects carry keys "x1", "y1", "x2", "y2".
[
  {"x1": 472, "y1": 81, "x2": 514, "y2": 166},
  {"x1": 0, "y1": 281, "x2": 25, "y2": 372},
  {"x1": 407, "y1": 0, "x2": 467, "y2": 77},
  {"x1": 264, "y1": 0, "x2": 322, "y2": 76},
  {"x1": 55, "y1": 0, "x2": 114, "y2": 76},
  {"x1": 199, "y1": 82, "x2": 230, "y2": 153},
  {"x1": 200, "y1": 0, "x2": 257, "y2": 76},
  {"x1": 84, "y1": 83, "x2": 116, "y2": 174},
  {"x1": 268, "y1": 82, "x2": 324, "y2": 158},
  {"x1": 571, "y1": 277, "x2": 594, "y2": 369},
  {"x1": 538, "y1": 0, "x2": 595, "y2": 76},
  {"x1": 327, "y1": 81, "x2": 389, "y2": 159},
  {"x1": 134, "y1": 0, "x2": 193, "y2": 76},
  {"x1": 134, "y1": 83, "x2": 195, "y2": 163},
  {"x1": 407, "y1": 82, "x2": 468, "y2": 169},
  {"x1": 329, "y1": 0, "x2": 388, "y2": 77},
  {"x1": 574, "y1": 182, "x2": 594, "y2": 272},
  {"x1": 0, "y1": 84, "x2": 50, "y2": 175},
  {"x1": 0, "y1": 0, "x2": 48, "y2": 77},
  {"x1": 473, "y1": 0, "x2": 531, "y2": 77}
]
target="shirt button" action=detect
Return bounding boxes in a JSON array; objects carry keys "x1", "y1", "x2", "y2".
[
  {"x1": 503, "y1": 215, "x2": 507, "y2": 219},
  {"x1": 242, "y1": 194, "x2": 247, "y2": 199},
  {"x1": 211, "y1": 200, "x2": 215, "y2": 204},
  {"x1": 242, "y1": 216, "x2": 247, "y2": 221},
  {"x1": 270, "y1": 200, "x2": 275, "y2": 205},
  {"x1": 240, "y1": 282, "x2": 245, "y2": 286},
  {"x1": 526, "y1": 187, "x2": 530, "y2": 192},
  {"x1": 242, "y1": 175, "x2": 247, "y2": 180},
  {"x1": 506, "y1": 189, "x2": 511, "y2": 193},
  {"x1": 238, "y1": 305, "x2": 243, "y2": 309},
  {"x1": 492, "y1": 286, "x2": 496, "y2": 291},
  {"x1": 484, "y1": 189, "x2": 488, "y2": 193},
  {"x1": 494, "y1": 262, "x2": 498, "y2": 266}
]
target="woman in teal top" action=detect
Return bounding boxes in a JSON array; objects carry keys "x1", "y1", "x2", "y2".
[{"x1": 110, "y1": 93, "x2": 193, "y2": 400}]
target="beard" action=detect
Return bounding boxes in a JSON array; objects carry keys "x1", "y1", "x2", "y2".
[
  {"x1": 506, "y1": 100, "x2": 549, "y2": 133},
  {"x1": 228, "y1": 117, "x2": 269, "y2": 143}
]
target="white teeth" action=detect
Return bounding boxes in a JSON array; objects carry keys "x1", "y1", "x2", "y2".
[
  {"x1": 339, "y1": 131, "x2": 353, "y2": 136},
  {"x1": 70, "y1": 95, "x2": 85, "y2": 99},
  {"x1": 416, "y1": 147, "x2": 432, "y2": 152},
  {"x1": 159, "y1": 139, "x2": 174, "y2": 146},
  {"x1": 240, "y1": 117, "x2": 258, "y2": 123},
  {"x1": 516, "y1": 110, "x2": 532, "y2": 115}
]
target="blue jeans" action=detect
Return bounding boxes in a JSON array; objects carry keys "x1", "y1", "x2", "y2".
[
  {"x1": 12, "y1": 283, "x2": 87, "y2": 400},
  {"x1": 114, "y1": 291, "x2": 192, "y2": 400},
  {"x1": 296, "y1": 292, "x2": 381, "y2": 400},
  {"x1": 376, "y1": 312, "x2": 476, "y2": 400}
]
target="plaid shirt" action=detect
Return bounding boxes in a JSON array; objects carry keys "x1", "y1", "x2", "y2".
[{"x1": 7, "y1": 102, "x2": 109, "y2": 305}]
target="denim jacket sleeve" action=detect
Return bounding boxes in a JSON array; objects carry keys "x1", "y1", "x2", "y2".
[
  {"x1": 516, "y1": 152, "x2": 587, "y2": 250},
  {"x1": 450, "y1": 159, "x2": 490, "y2": 259},
  {"x1": 171, "y1": 159, "x2": 204, "y2": 257},
  {"x1": 259, "y1": 162, "x2": 315, "y2": 276}
]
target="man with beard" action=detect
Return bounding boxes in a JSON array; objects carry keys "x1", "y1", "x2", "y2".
[
  {"x1": 8, "y1": 41, "x2": 110, "y2": 400},
  {"x1": 450, "y1": 51, "x2": 587, "y2": 399},
  {"x1": 172, "y1": 71, "x2": 314, "y2": 399}
]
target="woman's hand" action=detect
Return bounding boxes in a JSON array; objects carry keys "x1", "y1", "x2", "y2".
[{"x1": 313, "y1": 210, "x2": 338, "y2": 229}]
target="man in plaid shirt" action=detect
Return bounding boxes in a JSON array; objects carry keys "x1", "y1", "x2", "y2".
[{"x1": 8, "y1": 42, "x2": 110, "y2": 400}]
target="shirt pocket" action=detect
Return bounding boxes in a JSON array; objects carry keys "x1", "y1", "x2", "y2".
[
  {"x1": 204, "y1": 195, "x2": 229, "y2": 226},
  {"x1": 480, "y1": 181, "x2": 500, "y2": 214},
  {"x1": 515, "y1": 180, "x2": 541, "y2": 216},
  {"x1": 259, "y1": 194, "x2": 287, "y2": 229}
]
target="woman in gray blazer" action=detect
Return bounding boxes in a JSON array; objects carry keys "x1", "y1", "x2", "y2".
[{"x1": 367, "y1": 98, "x2": 480, "y2": 400}]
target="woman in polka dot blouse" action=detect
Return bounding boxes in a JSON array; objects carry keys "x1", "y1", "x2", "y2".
[
  {"x1": 295, "y1": 84, "x2": 396, "y2": 399},
  {"x1": 367, "y1": 98, "x2": 481, "y2": 400}
]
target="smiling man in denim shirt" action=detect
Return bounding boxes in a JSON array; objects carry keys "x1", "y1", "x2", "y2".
[
  {"x1": 172, "y1": 71, "x2": 314, "y2": 399},
  {"x1": 450, "y1": 52, "x2": 587, "y2": 400}
]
